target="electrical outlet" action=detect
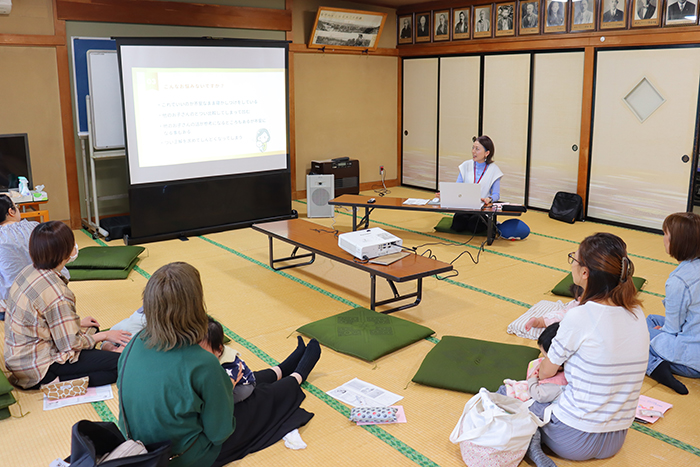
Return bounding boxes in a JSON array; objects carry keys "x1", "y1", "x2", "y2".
[{"x1": 379, "y1": 165, "x2": 384, "y2": 175}]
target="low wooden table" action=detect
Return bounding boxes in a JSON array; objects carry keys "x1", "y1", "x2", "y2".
[
  {"x1": 328, "y1": 194, "x2": 522, "y2": 245},
  {"x1": 252, "y1": 219, "x2": 453, "y2": 314}
]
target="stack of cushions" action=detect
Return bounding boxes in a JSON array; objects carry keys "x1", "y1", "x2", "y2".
[
  {"x1": 551, "y1": 272, "x2": 646, "y2": 297},
  {"x1": 412, "y1": 336, "x2": 541, "y2": 393},
  {"x1": 67, "y1": 246, "x2": 145, "y2": 281},
  {"x1": 434, "y1": 217, "x2": 530, "y2": 240},
  {"x1": 296, "y1": 307, "x2": 435, "y2": 362},
  {"x1": 0, "y1": 371, "x2": 16, "y2": 420}
]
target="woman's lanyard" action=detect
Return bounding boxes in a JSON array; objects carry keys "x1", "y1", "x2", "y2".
[{"x1": 474, "y1": 163, "x2": 488, "y2": 184}]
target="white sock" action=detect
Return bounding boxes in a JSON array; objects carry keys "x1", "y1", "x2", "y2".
[{"x1": 283, "y1": 429, "x2": 307, "y2": 450}]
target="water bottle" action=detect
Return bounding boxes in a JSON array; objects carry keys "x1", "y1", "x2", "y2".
[{"x1": 18, "y1": 176, "x2": 30, "y2": 196}]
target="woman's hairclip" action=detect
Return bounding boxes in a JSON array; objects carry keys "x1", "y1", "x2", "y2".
[
  {"x1": 472, "y1": 136, "x2": 477, "y2": 142},
  {"x1": 619, "y1": 257, "x2": 629, "y2": 284}
]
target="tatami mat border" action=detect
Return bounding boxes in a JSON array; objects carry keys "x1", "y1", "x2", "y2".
[
  {"x1": 299, "y1": 200, "x2": 676, "y2": 267},
  {"x1": 77, "y1": 229, "x2": 699, "y2": 460},
  {"x1": 294, "y1": 201, "x2": 666, "y2": 299}
]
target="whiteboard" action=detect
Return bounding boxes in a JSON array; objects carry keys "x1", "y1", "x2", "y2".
[{"x1": 87, "y1": 50, "x2": 125, "y2": 149}]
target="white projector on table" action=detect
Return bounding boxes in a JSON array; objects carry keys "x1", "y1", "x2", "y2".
[{"x1": 338, "y1": 227, "x2": 402, "y2": 260}]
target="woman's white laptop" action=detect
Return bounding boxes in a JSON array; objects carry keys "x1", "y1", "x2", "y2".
[{"x1": 439, "y1": 182, "x2": 483, "y2": 209}]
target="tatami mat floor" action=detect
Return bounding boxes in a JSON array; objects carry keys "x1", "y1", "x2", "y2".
[{"x1": 2, "y1": 186, "x2": 699, "y2": 466}]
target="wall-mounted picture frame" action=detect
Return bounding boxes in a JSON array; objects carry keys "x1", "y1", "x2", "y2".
[
  {"x1": 474, "y1": 5, "x2": 494, "y2": 37},
  {"x1": 434, "y1": 10, "x2": 451, "y2": 41},
  {"x1": 632, "y1": 0, "x2": 660, "y2": 26},
  {"x1": 572, "y1": 0, "x2": 596, "y2": 30},
  {"x1": 520, "y1": 0, "x2": 541, "y2": 34},
  {"x1": 398, "y1": 14, "x2": 414, "y2": 44},
  {"x1": 664, "y1": 0, "x2": 698, "y2": 26},
  {"x1": 454, "y1": 8, "x2": 471, "y2": 39},
  {"x1": 416, "y1": 12, "x2": 432, "y2": 42},
  {"x1": 545, "y1": 0, "x2": 568, "y2": 32},
  {"x1": 308, "y1": 7, "x2": 388, "y2": 51},
  {"x1": 600, "y1": 0, "x2": 627, "y2": 29},
  {"x1": 496, "y1": 2, "x2": 517, "y2": 35}
]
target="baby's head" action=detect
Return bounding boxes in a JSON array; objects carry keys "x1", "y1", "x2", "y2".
[
  {"x1": 537, "y1": 322, "x2": 560, "y2": 357},
  {"x1": 569, "y1": 283, "x2": 584, "y2": 301},
  {"x1": 200, "y1": 316, "x2": 225, "y2": 358}
]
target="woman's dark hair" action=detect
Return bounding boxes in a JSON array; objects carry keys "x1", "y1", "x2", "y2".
[
  {"x1": 577, "y1": 232, "x2": 641, "y2": 312},
  {"x1": 472, "y1": 135, "x2": 495, "y2": 164},
  {"x1": 569, "y1": 283, "x2": 584, "y2": 300},
  {"x1": 0, "y1": 194, "x2": 16, "y2": 223},
  {"x1": 142, "y1": 262, "x2": 208, "y2": 351},
  {"x1": 204, "y1": 316, "x2": 225, "y2": 356},
  {"x1": 538, "y1": 322, "x2": 560, "y2": 353},
  {"x1": 663, "y1": 212, "x2": 700, "y2": 261},
  {"x1": 28, "y1": 221, "x2": 75, "y2": 270}
]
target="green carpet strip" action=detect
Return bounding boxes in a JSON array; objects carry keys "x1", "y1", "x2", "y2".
[
  {"x1": 631, "y1": 422, "x2": 700, "y2": 457},
  {"x1": 295, "y1": 201, "x2": 666, "y2": 299}
]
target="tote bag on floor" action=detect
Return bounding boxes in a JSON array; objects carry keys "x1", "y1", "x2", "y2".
[{"x1": 449, "y1": 388, "x2": 549, "y2": 467}]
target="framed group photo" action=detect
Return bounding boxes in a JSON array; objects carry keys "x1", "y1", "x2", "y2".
[
  {"x1": 398, "y1": 14, "x2": 414, "y2": 44},
  {"x1": 454, "y1": 8, "x2": 471, "y2": 39},
  {"x1": 600, "y1": 0, "x2": 627, "y2": 29},
  {"x1": 572, "y1": 0, "x2": 597, "y2": 31},
  {"x1": 520, "y1": 0, "x2": 541, "y2": 34},
  {"x1": 308, "y1": 7, "x2": 388, "y2": 51},
  {"x1": 664, "y1": 0, "x2": 698, "y2": 26},
  {"x1": 545, "y1": 0, "x2": 567, "y2": 32},
  {"x1": 474, "y1": 5, "x2": 493, "y2": 37},
  {"x1": 434, "y1": 10, "x2": 451, "y2": 41},
  {"x1": 416, "y1": 12, "x2": 431, "y2": 42},
  {"x1": 496, "y1": 2, "x2": 516, "y2": 36}
]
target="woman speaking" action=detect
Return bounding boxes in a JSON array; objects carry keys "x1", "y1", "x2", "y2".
[{"x1": 450, "y1": 135, "x2": 503, "y2": 233}]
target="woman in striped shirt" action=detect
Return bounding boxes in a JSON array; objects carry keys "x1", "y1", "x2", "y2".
[{"x1": 529, "y1": 233, "x2": 649, "y2": 463}]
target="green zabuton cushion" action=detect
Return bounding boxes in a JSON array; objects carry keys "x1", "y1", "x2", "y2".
[
  {"x1": 68, "y1": 258, "x2": 140, "y2": 281},
  {"x1": 296, "y1": 307, "x2": 434, "y2": 362},
  {"x1": 412, "y1": 336, "x2": 541, "y2": 393},
  {"x1": 551, "y1": 273, "x2": 646, "y2": 297},
  {"x1": 68, "y1": 246, "x2": 145, "y2": 270},
  {"x1": 434, "y1": 217, "x2": 487, "y2": 236}
]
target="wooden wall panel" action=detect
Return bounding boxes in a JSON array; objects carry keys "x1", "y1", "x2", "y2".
[{"x1": 56, "y1": 0, "x2": 291, "y2": 31}]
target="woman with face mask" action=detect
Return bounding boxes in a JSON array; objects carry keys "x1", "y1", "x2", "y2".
[
  {"x1": 4, "y1": 221, "x2": 131, "y2": 389},
  {"x1": 0, "y1": 195, "x2": 72, "y2": 321}
]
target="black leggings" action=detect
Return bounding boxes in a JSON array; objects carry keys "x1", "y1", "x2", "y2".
[
  {"x1": 212, "y1": 369, "x2": 313, "y2": 465},
  {"x1": 33, "y1": 349, "x2": 120, "y2": 389},
  {"x1": 451, "y1": 212, "x2": 488, "y2": 233}
]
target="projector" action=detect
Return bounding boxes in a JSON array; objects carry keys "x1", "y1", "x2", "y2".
[
  {"x1": 0, "y1": 0, "x2": 11, "y2": 15},
  {"x1": 338, "y1": 228, "x2": 402, "y2": 260}
]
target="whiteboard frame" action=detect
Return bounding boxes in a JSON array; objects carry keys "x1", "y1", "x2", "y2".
[{"x1": 86, "y1": 49, "x2": 125, "y2": 150}]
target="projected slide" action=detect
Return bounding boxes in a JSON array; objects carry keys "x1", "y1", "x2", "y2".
[{"x1": 120, "y1": 44, "x2": 288, "y2": 185}]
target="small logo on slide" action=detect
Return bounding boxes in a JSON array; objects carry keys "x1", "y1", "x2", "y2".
[{"x1": 256, "y1": 128, "x2": 270, "y2": 152}]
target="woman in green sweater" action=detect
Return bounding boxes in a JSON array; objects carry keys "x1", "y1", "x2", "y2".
[{"x1": 117, "y1": 262, "x2": 320, "y2": 466}]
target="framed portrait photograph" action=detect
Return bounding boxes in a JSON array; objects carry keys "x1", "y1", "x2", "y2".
[
  {"x1": 434, "y1": 10, "x2": 451, "y2": 41},
  {"x1": 416, "y1": 12, "x2": 432, "y2": 42},
  {"x1": 496, "y1": 2, "x2": 517, "y2": 35},
  {"x1": 664, "y1": 0, "x2": 698, "y2": 26},
  {"x1": 632, "y1": 0, "x2": 660, "y2": 26},
  {"x1": 453, "y1": 8, "x2": 471, "y2": 39},
  {"x1": 398, "y1": 14, "x2": 414, "y2": 44},
  {"x1": 474, "y1": 5, "x2": 493, "y2": 38},
  {"x1": 572, "y1": 0, "x2": 597, "y2": 30},
  {"x1": 520, "y1": 0, "x2": 541, "y2": 34},
  {"x1": 600, "y1": 0, "x2": 627, "y2": 29},
  {"x1": 308, "y1": 7, "x2": 387, "y2": 51},
  {"x1": 544, "y1": 0, "x2": 568, "y2": 32}
]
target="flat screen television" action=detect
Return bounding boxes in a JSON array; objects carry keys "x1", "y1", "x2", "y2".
[{"x1": 0, "y1": 133, "x2": 32, "y2": 192}]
